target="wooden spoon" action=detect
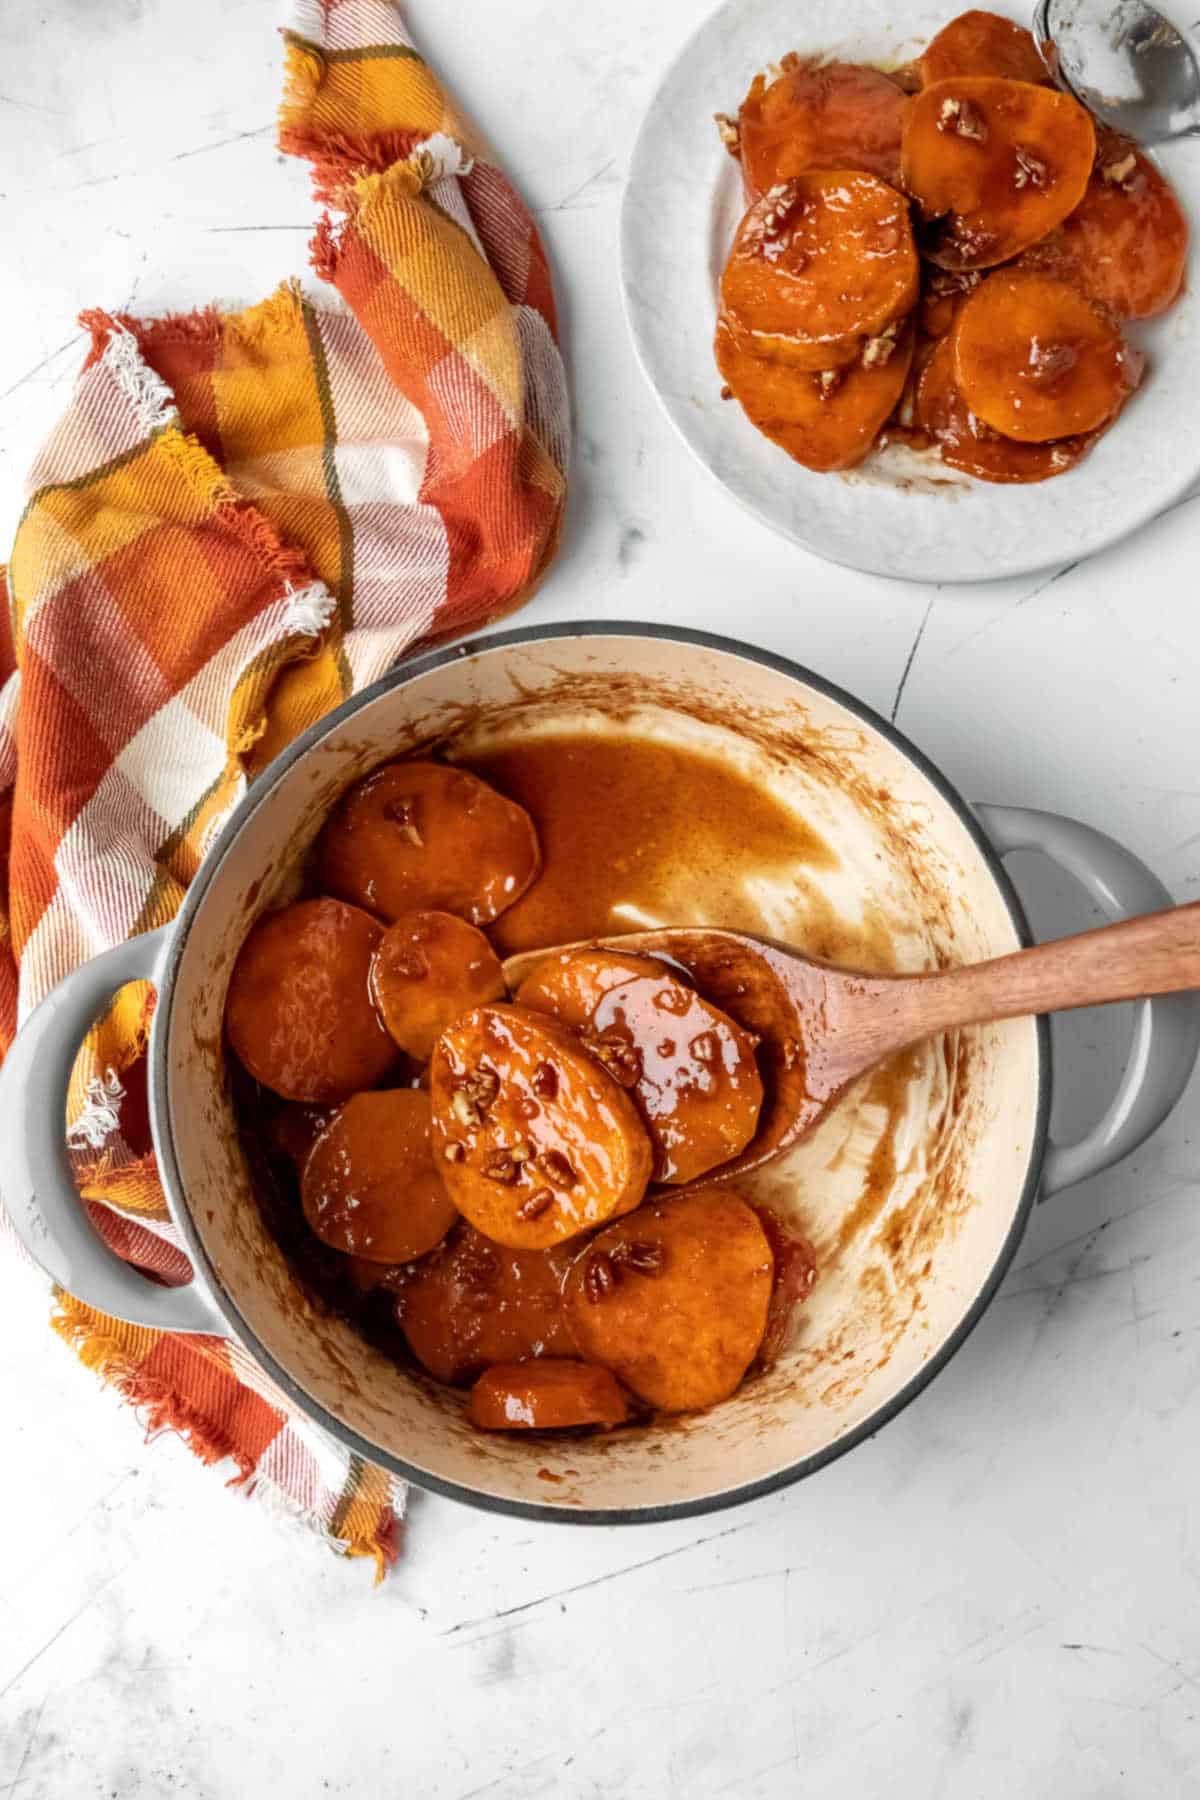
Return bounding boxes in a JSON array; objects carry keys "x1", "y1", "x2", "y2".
[{"x1": 503, "y1": 906, "x2": 1200, "y2": 1183}]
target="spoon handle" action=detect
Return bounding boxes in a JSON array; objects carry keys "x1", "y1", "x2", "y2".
[{"x1": 881, "y1": 901, "x2": 1200, "y2": 1046}]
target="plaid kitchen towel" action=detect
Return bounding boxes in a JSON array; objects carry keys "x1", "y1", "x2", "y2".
[{"x1": 0, "y1": 0, "x2": 568, "y2": 1576}]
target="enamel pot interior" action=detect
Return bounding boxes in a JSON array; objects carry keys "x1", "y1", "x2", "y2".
[{"x1": 157, "y1": 628, "x2": 1046, "y2": 1520}]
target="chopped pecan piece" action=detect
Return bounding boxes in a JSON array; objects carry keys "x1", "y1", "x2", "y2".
[
  {"x1": 612, "y1": 1240, "x2": 666, "y2": 1277},
  {"x1": 584, "y1": 1252, "x2": 618, "y2": 1304},
  {"x1": 382, "y1": 797, "x2": 423, "y2": 846},
  {"x1": 1013, "y1": 146, "x2": 1049, "y2": 190},
  {"x1": 517, "y1": 1189, "x2": 554, "y2": 1222},
  {"x1": 937, "y1": 96, "x2": 988, "y2": 142},
  {"x1": 1101, "y1": 151, "x2": 1137, "y2": 186},
  {"x1": 714, "y1": 111, "x2": 740, "y2": 156},
  {"x1": 536, "y1": 1148, "x2": 577, "y2": 1189}
]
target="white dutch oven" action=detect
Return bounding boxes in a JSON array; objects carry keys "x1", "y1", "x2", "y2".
[{"x1": 3, "y1": 626, "x2": 1197, "y2": 1521}]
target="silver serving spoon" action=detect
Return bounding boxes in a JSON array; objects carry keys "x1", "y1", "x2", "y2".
[{"x1": 1035, "y1": 0, "x2": 1200, "y2": 139}]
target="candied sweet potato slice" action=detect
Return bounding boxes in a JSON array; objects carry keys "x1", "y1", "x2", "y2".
[
  {"x1": 400, "y1": 1222, "x2": 575, "y2": 1383},
  {"x1": 1018, "y1": 128, "x2": 1188, "y2": 320},
  {"x1": 588, "y1": 972, "x2": 764, "y2": 1185},
  {"x1": 952, "y1": 271, "x2": 1137, "y2": 442},
  {"x1": 719, "y1": 171, "x2": 919, "y2": 369},
  {"x1": 225, "y1": 898, "x2": 396, "y2": 1102},
  {"x1": 915, "y1": 336, "x2": 1096, "y2": 480},
  {"x1": 919, "y1": 10, "x2": 1047, "y2": 85},
  {"x1": 901, "y1": 77, "x2": 1094, "y2": 269},
  {"x1": 563, "y1": 1191, "x2": 774, "y2": 1413},
  {"x1": 316, "y1": 760, "x2": 541, "y2": 926},
  {"x1": 372, "y1": 910, "x2": 505, "y2": 1060},
  {"x1": 716, "y1": 315, "x2": 914, "y2": 471},
  {"x1": 514, "y1": 948, "x2": 673, "y2": 1028},
  {"x1": 301, "y1": 1090, "x2": 458, "y2": 1263},
  {"x1": 429, "y1": 1005, "x2": 653, "y2": 1249},
  {"x1": 468, "y1": 1360, "x2": 629, "y2": 1430},
  {"x1": 733, "y1": 57, "x2": 906, "y2": 195}
]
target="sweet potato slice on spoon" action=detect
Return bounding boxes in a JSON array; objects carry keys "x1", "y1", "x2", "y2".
[
  {"x1": 429, "y1": 1005, "x2": 653, "y2": 1249},
  {"x1": 902, "y1": 77, "x2": 1094, "y2": 269},
  {"x1": 504, "y1": 931, "x2": 818, "y2": 1187}
]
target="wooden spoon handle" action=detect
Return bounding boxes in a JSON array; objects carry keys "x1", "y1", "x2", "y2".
[{"x1": 873, "y1": 902, "x2": 1200, "y2": 1052}]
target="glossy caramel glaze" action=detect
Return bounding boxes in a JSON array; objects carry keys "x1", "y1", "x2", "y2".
[
  {"x1": 429, "y1": 1004, "x2": 653, "y2": 1249},
  {"x1": 590, "y1": 972, "x2": 764, "y2": 1185},
  {"x1": 468, "y1": 736, "x2": 838, "y2": 955},
  {"x1": 301, "y1": 1090, "x2": 458, "y2": 1263},
  {"x1": 515, "y1": 948, "x2": 672, "y2": 1026}
]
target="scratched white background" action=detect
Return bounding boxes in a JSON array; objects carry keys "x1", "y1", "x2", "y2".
[{"x1": 2, "y1": 3, "x2": 1200, "y2": 1795}]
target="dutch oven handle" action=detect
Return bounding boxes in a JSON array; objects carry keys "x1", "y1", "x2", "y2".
[
  {"x1": 0, "y1": 926, "x2": 229, "y2": 1334},
  {"x1": 975, "y1": 803, "x2": 1200, "y2": 1198}
]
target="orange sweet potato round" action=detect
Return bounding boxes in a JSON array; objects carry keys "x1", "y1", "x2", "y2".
[
  {"x1": 719, "y1": 171, "x2": 919, "y2": 369},
  {"x1": 716, "y1": 315, "x2": 915, "y2": 471},
  {"x1": 563, "y1": 1191, "x2": 774, "y2": 1413},
  {"x1": 468, "y1": 1360, "x2": 630, "y2": 1430},
  {"x1": 915, "y1": 336, "x2": 1097, "y2": 481},
  {"x1": 371, "y1": 910, "x2": 505, "y2": 1060},
  {"x1": 316, "y1": 761, "x2": 541, "y2": 926},
  {"x1": 301, "y1": 1090, "x2": 458, "y2": 1263},
  {"x1": 734, "y1": 57, "x2": 907, "y2": 195},
  {"x1": 401, "y1": 1222, "x2": 575, "y2": 1384},
  {"x1": 225, "y1": 898, "x2": 396, "y2": 1102},
  {"x1": 919, "y1": 10, "x2": 1048, "y2": 85},
  {"x1": 588, "y1": 972, "x2": 764, "y2": 1185},
  {"x1": 1018, "y1": 128, "x2": 1188, "y2": 320},
  {"x1": 514, "y1": 948, "x2": 673, "y2": 1028},
  {"x1": 429, "y1": 1005, "x2": 653, "y2": 1249},
  {"x1": 952, "y1": 271, "x2": 1138, "y2": 441},
  {"x1": 901, "y1": 77, "x2": 1095, "y2": 269}
]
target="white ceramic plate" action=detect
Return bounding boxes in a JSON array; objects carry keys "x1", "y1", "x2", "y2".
[{"x1": 620, "y1": 0, "x2": 1200, "y2": 582}]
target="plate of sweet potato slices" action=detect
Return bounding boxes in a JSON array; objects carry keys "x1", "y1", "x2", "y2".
[{"x1": 620, "y1": 0, "x2": 1199, "y2": 581}]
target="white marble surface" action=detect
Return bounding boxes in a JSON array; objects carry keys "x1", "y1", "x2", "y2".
[{"x1": 2, "y1": 2, "x2": 1199, "y2": 1795}]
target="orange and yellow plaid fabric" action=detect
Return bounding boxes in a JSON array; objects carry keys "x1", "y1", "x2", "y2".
[{"x1": 0, "y1": 0, "x2": 568, "y2": 1575}]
